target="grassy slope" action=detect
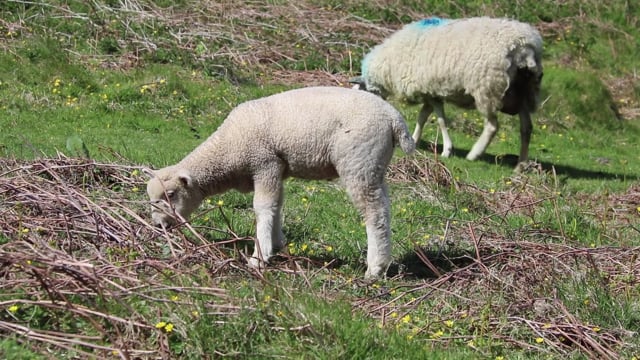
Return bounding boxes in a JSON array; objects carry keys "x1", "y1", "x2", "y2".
[{"x1": 1, "y1": 0, "x2": 639, "y2": 359}]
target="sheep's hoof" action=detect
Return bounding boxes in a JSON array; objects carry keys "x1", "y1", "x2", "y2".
[
  {"x1": 466, "y1": 152, "x2": 481, "y2": 161},
  {"x1": 441, "y1": 149, "x2": 453, "y2": 158},
  {"x1": 514, "y1": 160, "x2": 542, "y2": 174}
]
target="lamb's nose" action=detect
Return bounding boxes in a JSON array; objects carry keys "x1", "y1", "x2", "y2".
[{"x1": 151, "y1": 215, "x2": 173, "y2": 230}]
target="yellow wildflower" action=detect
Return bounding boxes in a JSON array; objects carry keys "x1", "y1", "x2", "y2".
[
  {"x1": 217, "y1": 200, "x2": 224, "y2": 206},
  {"x1": 164, "y1": 323, "x2": 174, "y2": 333},
  {"x1": 8, "y1": 305, "x2": 19, "y2": 313},
  {"x1": 401, "y1": 315, "x2": 411, "y2": 323},
  {"x1": 444, "y1": 320, "x2": 454, "y2": 328},
  {"x1": 155, "y1": 321, "x2": 167, "y2": 329},
  {"x1": 535, "y1": 337, "x2": 544, "y2": 344}
]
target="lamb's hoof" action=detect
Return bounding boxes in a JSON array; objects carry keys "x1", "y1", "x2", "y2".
[
  {"x1": 248, "y1": 257, "x2": 268, "y2": 271},
  {"x1": 441, "y1": 148, "x2": 453, "y2": 158},
  {"x1": 364, "y1": 265, "x2": 389, "y2": 280}
]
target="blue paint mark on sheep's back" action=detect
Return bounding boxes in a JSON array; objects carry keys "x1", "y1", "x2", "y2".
[
  {"x1": 361, "y1": 17, "x2": 450, "y2": 76},
  {"x1": 411, "y1": 17, "x2": 450, "y2": 30}
]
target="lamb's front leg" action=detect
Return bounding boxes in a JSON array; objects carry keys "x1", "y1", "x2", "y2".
[
  {"x1": 248, "y1": 179, "x2": 285, "y2": 269},
  {"x1": 467, "y1": 113, "x2": 498, "y2": 160}
]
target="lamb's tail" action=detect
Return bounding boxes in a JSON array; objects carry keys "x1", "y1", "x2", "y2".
[{"x1": 391, "y1": 114, "x2": 416, "y2": 155}]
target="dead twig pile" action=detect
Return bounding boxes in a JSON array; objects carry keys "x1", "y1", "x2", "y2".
[
  {"x1": 355, "y1": 231, "x2": 639, "y2": 359},
  {"x1": 0, "y1": 155, "x2": 246, "y2": 358}
]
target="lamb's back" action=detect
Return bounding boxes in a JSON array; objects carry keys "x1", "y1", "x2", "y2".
[{"x1": 215, "y1": 87, "x2": 402, "y2": 176}]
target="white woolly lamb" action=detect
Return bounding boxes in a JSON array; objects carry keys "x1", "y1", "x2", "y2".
[
  {"x1": 351, "y1": 17, "x2": 543, "y2": 169},
  {"x1": 145, "y1": 86, "x2": 415, "y2": 279}
]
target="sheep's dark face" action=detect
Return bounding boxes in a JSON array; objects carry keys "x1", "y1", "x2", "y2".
[
  {"x1": 349, "y1": 76, "x2": 389, "y2": 100},
  {"x1": 146, "y1": 167, "x2": 203, "y2": 229},
  {"x1": 349, "y1": 77, "x2": 368, "y2": 91}
]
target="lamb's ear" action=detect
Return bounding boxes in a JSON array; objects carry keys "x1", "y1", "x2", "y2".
[
  {"x1": 176, "y1": 169, "x2": 193, "y2": 188},
  {"x1": 349, "y1": 76, "x2": 366, "y2": 91},
  {"x1": 141, "y1": 167, "x2": 156, "y2": 179}
]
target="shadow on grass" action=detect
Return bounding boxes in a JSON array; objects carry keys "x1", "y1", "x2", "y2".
[
  {"x1": 265, "y1": 245, "x2": 482, "y2": 281},
  {"x1": 417, "y1": 141, "x2": 638, "y2": 182},
  {"x1": 390, "y1": 248, "x2": 476, "y2": 279}
]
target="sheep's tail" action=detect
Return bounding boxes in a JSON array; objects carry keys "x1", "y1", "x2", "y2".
[{"x1": 391, "y1": 114, "x2": 416, "y2": 155}]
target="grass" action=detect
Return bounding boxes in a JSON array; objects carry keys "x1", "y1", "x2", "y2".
[{"x1": 1, "y1": 0, "x2": 639, "y2": 359}]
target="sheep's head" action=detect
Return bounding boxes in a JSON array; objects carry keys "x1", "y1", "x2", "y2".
[
  {"x1": 349, "y1": 76, "x2": 389, "y2": 100},
  {"x1": 145, "y1": 166, "x2": 204, "y2": 229}
]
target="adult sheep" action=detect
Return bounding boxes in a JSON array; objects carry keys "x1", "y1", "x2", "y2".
[
  {"x1": 350, "y1": 17, "x2": 543, "y2": 170},
  {"x1": 145, "y1": 86, "x2": 415, "y2": 279}
]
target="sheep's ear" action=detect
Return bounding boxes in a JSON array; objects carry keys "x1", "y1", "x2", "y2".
[
  {"x1": 176, "y1": 169, "x2": 193, "y2": 188},
  {"x1": 349, "y1": 76, "x2": 366, "y2": 90},
  {"x1": 141, "y1": 167, "x2": 156, "y2": 179}
]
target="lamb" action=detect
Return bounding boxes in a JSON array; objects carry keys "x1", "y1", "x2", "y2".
[
  {"x1": 145, "y1": 86, "x2": 415, "y2": 279},
  {"x1": 350, "y1": 17, "x2": 543, "y2": 170}
]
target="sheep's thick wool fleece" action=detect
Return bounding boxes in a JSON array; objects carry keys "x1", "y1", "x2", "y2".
[{"x1": 361, "y1": 17, "x2": 543, "y2": 114}]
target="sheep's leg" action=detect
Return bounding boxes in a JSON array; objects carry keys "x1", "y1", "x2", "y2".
[
  {"x1": 411, "y1": 103, "x2": 433, "y2": 145},
  {"x1": 516, "y1": 109, "x2": 532, "y2": 168},
  {"x1": 248, "y1": 179, "x2": 285, "y2": 269},
  {"x1": 345, "y1": 181, "x2": 392, "y2": 279},
  {"x1": 433, "y1": 102, "x2": 453, "y2": 157},
  {"x1": 467, "y1": 113, "x2": 498, "y2": 160}
]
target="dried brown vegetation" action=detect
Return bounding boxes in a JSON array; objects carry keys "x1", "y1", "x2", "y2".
[{"x1": 1, "y1": 156, "x2": 638, "y2": 358}]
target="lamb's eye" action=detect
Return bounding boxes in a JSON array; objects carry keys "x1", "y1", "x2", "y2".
[{"x1": 166, "y1": 190, "x2": 175, "y2": 199}]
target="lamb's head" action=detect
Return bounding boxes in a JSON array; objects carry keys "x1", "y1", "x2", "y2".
[{"x1": 145, "y1": 166, "x2": 204, "y2": 229}]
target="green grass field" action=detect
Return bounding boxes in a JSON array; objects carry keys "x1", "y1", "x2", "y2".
[{"x1": 1, "y1": 1, "x2": 639, "y2": 359}]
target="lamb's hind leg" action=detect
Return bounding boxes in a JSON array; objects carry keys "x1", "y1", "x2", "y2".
[
  {"x1": 345, "y1": 180, "x2": 392, "y2": 279},
  {"x1": 467, "y1": 113, "x2": 498, "y2": 160},
  {"x1": 248, "y1": 176, "x2": 285, "y2": 269}
]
